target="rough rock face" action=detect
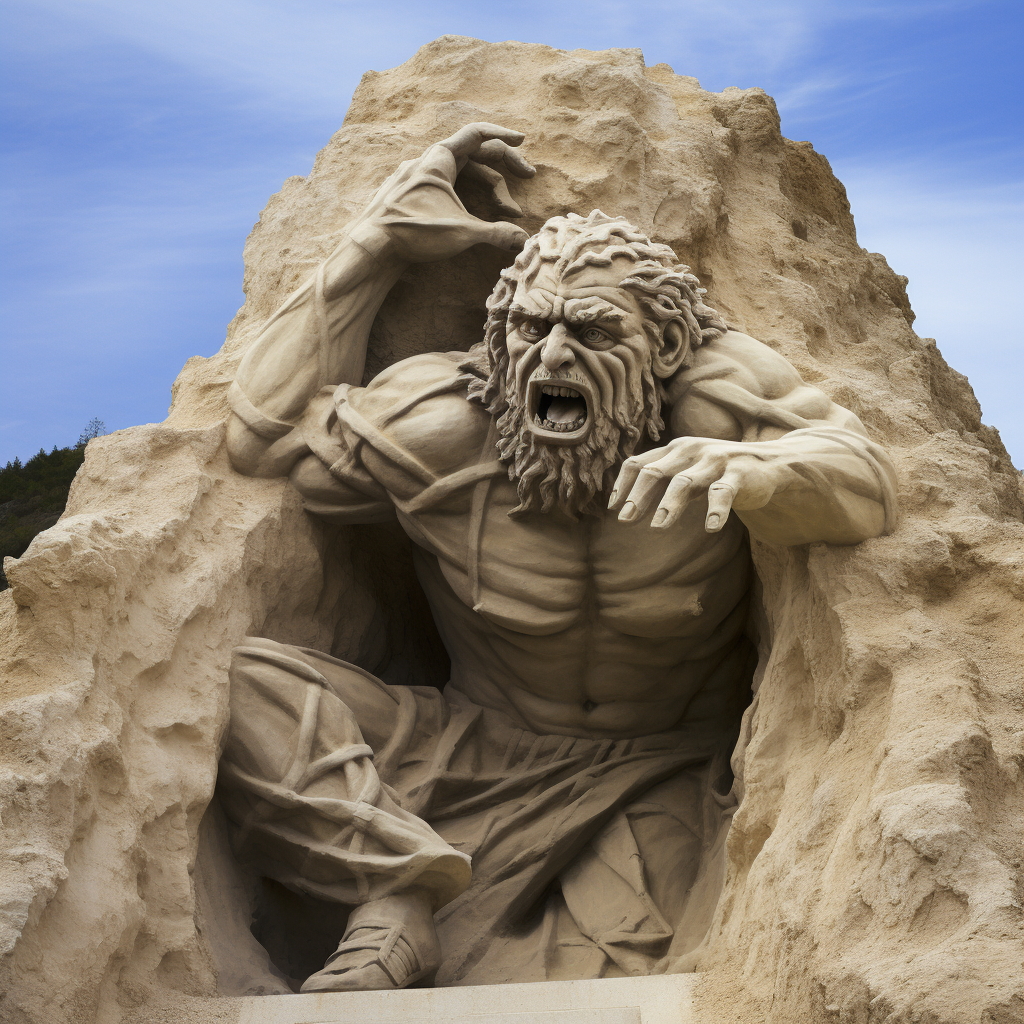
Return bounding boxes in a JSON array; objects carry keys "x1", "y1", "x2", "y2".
[{"x1": 1, "y1": 35, "x2": 1021, "y2": 1024}]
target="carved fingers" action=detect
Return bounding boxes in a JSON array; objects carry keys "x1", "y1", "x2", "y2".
[
  {"x1": 437, "y1": 123, "x2": 533, "y2": 173},
  {"x1": 459, "y1": 160, "x2": 523, "y2": 218},
  {"x1": 459, "y1": 211, "x2": 531, "y2": 252},
  {"x1": 607, "y1": 455, "x2": 669, "y2": 522},
  {"x1": 608, "y1": 441, "x2": 777, "y2": 532},
  {"x1": 382, "y1": 215, "x2": 528, "y2": 258},
  {"x1": 473, "y1": 138, "x2": 536, "y2": 179},
  {"x1": 437, "y1": 123, "x2": 534, "y2": 224},
  {"x1": 360, "y1": 124, "x2": 534, "y2": 263}
]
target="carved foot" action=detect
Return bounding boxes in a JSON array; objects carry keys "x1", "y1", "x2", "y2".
[{"x1": 300, "y1": 892, "x2": 441, "y2": 993}]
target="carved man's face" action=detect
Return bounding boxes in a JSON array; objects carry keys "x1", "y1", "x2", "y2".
[
  {"x1": 496, "y1": 258, "x2": 663, "y2": 518},
  {"x1": 505, "y1": 260, "x2": 654, "y2": 449}
]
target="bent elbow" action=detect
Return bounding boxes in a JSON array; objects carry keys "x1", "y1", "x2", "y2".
[
  {"x1": 828, "y1": 502, "x2": 888, "y2": 545},
  {"x1": 739, "y1": 493, "x2": 888, "y2": 547},
  {"x1": 225, "y1": 414, "x2": 270, "y2": 477}
]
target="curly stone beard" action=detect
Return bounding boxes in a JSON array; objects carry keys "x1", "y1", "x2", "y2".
[{"x1": 494, "y1": 363, "x2": 661, "y2": 519}]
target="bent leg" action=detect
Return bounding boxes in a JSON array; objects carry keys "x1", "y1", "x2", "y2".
[
  {"x1": 218, "y1": 637, "x2": 471, "y2": 913},
  {"x1": 552, "y1": 759, "x2": 725, "y2": 978}
]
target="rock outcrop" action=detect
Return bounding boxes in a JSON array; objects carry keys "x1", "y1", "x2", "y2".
[{"x1": 1, "y1": 36, "x2": 1021, "y2": 1024}]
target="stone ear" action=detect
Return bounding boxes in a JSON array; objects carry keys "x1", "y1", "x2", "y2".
[{"x1": 652, "y1": 320, "x2": 690, "y2": 379}]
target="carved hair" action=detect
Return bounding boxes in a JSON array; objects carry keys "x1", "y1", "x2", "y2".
[{"x1": 465, "y1": 210, "x2": 727, "y2": 423}]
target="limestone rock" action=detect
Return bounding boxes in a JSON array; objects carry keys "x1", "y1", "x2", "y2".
[{"x1": 1, "y1": 36, "x2": 1021, "y2": 1024}]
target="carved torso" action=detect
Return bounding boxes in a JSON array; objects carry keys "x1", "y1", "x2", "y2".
[
  {"x1": 326, "y1": 348, "x2": 758, "y2": 738},
  {"x1": 409, "y1": 476, "x2": 753, "y2": 737}
]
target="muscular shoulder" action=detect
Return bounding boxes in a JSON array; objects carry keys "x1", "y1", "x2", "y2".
[
  {"x1": 668, "y1": 331, "x2": 855, "y2": 441},
  {"x1": 347, "y1": 351, "x2": 492, "y2": 477},
  {"x1": 684, "y1": 331, "x2": 811, "y2": 400}
]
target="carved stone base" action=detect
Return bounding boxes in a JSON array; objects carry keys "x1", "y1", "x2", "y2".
[{"x1": 218, "y1": 976, "x2": 693, "y2": 1024}]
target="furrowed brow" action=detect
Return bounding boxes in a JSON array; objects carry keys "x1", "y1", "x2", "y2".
[
  {"x1": 564, "y1": 302, "x2": 626, "y2": 325},
  {"x1": 509, "y1": 299, "x2": 553, "y2": 319}
]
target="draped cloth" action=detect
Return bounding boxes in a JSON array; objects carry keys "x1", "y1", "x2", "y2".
[{"x1": 218, "y1": 637, "x2": 738, "y2": 985}]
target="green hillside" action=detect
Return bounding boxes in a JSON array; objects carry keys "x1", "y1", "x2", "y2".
[{"x1": 0, "y1": 422, "x2": 103, "y2": 590}]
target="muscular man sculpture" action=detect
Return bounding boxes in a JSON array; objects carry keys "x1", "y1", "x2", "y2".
[{"x1": 220, "y1": 124, "x2": 896, "y2": 992}]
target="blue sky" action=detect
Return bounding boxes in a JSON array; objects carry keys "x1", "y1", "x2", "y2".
[{"x1": 2, "y1": 0, "x2": 1021, "y2": 465}]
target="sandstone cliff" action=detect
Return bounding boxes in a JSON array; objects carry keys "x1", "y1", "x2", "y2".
[{"x1": 1, "y1": 36, "x2": 1021, "y2": 1024}]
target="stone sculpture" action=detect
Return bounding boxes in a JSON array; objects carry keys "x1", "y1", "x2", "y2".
[
  {"x1": 2, "y1": 39, "x2": 1020, "y2": 1024},
  {"x1": 219, "y1": 122, "x2": 896, "y2": 992}
]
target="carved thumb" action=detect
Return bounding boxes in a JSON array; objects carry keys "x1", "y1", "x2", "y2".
[{"x1": 473, "y1": 221, "x2": 530, "y2": 252}]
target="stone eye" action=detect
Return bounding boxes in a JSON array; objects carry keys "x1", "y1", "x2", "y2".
[
  {"x1": 581, "y1": 327, "x2": 607, "y2": 344},
  {"x1": 520, "y1": 319, "x2": 548, "y2": 338}
]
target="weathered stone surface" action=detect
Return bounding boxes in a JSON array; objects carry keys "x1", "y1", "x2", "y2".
[{"x1": 1, "y1": 35, "x2": 1020, "y2": 1024}]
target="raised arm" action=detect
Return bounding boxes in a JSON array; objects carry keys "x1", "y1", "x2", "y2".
[
  {"x1": 226, "y1": 123, "x2": 535, "y2": 478},
  {"x1": 608, "y1": 331, "x2": 898, "y2": 546}
]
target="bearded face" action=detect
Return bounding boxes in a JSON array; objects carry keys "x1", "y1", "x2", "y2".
[{"x1": 494, "y1": 260, "x2": 667, "y2": 519}]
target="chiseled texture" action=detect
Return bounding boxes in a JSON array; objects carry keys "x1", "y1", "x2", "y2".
[{"x1": 1, "y1": 35, "x2": 1021, "y2": 1024}]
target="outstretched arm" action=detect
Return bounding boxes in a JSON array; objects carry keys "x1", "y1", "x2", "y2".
[
  {"x1": 608, "y1": 332, "x2": 897, "y2": 546},
  {"x1": 226, "y1": 123, "x2": 535, "y2": 478}
]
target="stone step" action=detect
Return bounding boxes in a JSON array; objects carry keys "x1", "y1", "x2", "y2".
[{"x1": 230, "y1": 974, "x2": 697, "y2": 1024}]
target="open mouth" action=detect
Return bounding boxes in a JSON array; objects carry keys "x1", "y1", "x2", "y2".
[{"x1": 528, "y1": 376, "x2": 592, "y2": 444}]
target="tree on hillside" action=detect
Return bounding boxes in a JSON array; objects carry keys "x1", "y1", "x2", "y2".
[
  {"x1": 78, "y1": 418, "x2": 106, "y2": 446},
  {"x1": 2, "y1": 420, "x2": 106, "y2": 589}
]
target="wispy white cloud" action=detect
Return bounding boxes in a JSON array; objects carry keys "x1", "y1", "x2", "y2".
[
  {"x1": 771, "y1": 68, "x2": 908, "y2": 125},
  {"x1": 7, "y1": 0, "x2": 427, "y2": 114},
  {"x1": 2, "y1": 0, "x2": 1019, "y2": 463},
  {"x1": 838, "y1": 157, "x2": 1023, "y2": 456},
  {"x1": 7, "y1": 0, "x2": 985, "y2": 112}
]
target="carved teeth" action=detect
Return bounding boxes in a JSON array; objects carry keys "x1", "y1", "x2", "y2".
[
  {"x1": 534, "y1": 381, "x2": 587, "y2": 434},
  {"x1": 534, "y1": 414, "x2": 586, "y2": 432}
]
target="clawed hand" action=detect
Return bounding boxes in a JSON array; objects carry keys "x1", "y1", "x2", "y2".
[
  {"x1": 441, "y1": 122, "x2": 537, "y2": 217},
  {"x1": 608, "y1": 438, "x2": 785, "y2": 532},
  {"x1": 361, "y1": 122, "x2": 537, "y2": 263}
]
